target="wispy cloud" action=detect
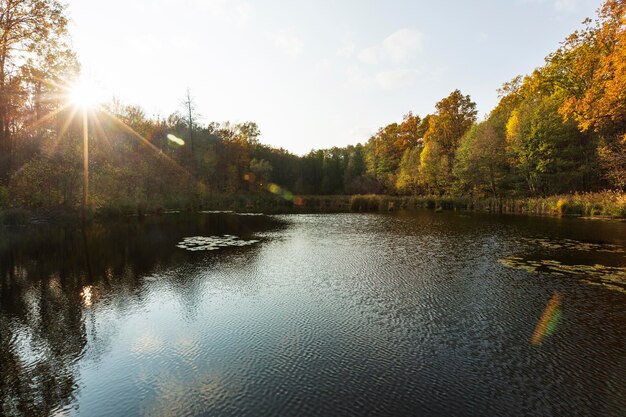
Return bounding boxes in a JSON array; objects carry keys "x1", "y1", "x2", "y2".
[
  {"x1": 337, "y1": 33, "x2": 356, "y2": 58},
  {"x1": 516, "y1": 0, "x2": 582, "y2": 13},
  {"x1": 345, "y1": 65, "x2": 373, "y2": 89},
  {"x1": 357, "y1": 47, "x2": 379, "y2": 65},
  {"x1": 349, "y1": 126, "x2": 375, "y2": 140},
  {"x1": 376, "y1": 69, "x2": 420, "y2": 89},
  {"x1": 315, "y1": 59, "x2": 332, "y2": 72},
  {"x1": 269, "y1": 31, "x2": 304, "y2": 58},
  {"x1": 235, "y1": 2, "x2": 253, "y2": 25},
  {"x1": 173, "y1": 0, "x2": 253, "y2": 25},
  {"x1": 344, "y1": 63, "x2": 449, "y2": 91},
  {"x1": 358, "y1": 28, "x2": 424, "y2": 65},
  {"x1": 553, "y1": 0, "x2": 578, "y2": 12},
  {"x1": 345, "y1": 67, "x2": 421, "y2": 90},
  {"x1": 383, "y1": 29, "x2": 424, "y2": 62}
]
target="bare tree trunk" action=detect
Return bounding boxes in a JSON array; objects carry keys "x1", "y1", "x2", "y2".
[
  {"x1": 0, "y1": 49, "x2": 9, "y2": 183},
  {"x1": 185, "y1": 88, "x2": 195, "y2": 172}
]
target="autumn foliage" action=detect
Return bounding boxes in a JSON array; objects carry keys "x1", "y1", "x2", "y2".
[{"x1": 0, "y1": 0, "x2": 625, "y2": 215}]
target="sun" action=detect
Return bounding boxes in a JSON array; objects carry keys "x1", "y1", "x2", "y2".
[{"x1": 68, "y1": 77, "x2": 104, "y2": 109}]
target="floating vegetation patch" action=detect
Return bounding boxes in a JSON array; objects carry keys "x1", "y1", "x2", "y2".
[
  {"x1": 498, "y1": 256, "x2": 626, "y2": 294},
  {"x1": 519, "y1": 237, "x2": 625, "y2": 254},
  {"x1": 176, "y1": 235, "x2": 260, "y2": 251}
]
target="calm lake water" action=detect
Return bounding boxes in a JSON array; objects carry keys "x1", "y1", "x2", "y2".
[{"x1": 1, "y1": 211, "x2": 625, "y2": 416}]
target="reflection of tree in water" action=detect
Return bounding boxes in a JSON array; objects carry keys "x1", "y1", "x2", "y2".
[
  {"x1": 0, "y1": 230, "x2": 87, "y2": 416},
  {"x1": 0, "y1": 213, "x2": 282, "y2": 416}
]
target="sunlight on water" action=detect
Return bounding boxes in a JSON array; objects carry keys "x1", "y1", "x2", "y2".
[
  {"x1": 1, "y1": 212, "x2": 625, "y2": 416},
  {"x1": 81, "y1": 285, "x2": 93, "y2": 307}
]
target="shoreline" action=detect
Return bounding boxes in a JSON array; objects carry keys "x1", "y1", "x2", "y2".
[{"x1": 2, "y1": 192, "x2": 625, "y2": 225}]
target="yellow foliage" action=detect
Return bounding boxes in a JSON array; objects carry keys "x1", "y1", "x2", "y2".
[{"x1": 505, "y1": 110, "x2": 520, "y2": 143}]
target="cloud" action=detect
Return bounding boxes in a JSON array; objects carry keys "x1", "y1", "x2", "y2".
[
  {"x1": 345, "y1": 66, "x2": 421, "y2": 90},
  {"x1": 344, "y1": 28, "x2": 427, "y2": 90},
  {"x1": 270, "y1": 31, "x2": 304, "y2": 58},
  {"x1": 376, "y1": 69, "x2": 420, "y2": 89},
  {"x1": 383, "y1": 29, "x2": 424, "y2": 63},
  {"x1": 315, "y1": 59, "x2": 332, "y2": 72},
  {"x1": 516, "y1": 0, "x2": 581, "y2": 13},
  {"x1": 357, "y1": 47, "x2": 379, "y2": 65},
  {"x1": 176, "y1": 0, "x2": 253, "y2": 25},
  {"x1": 553, "y1": 0, "x2": 578, "y2": 12},
  {"x1": 349, "y1": 126, "x2": 376, "y2": 140},
  {"x1": 345, "y1": 65, "x2": 448, "y2": 90},
  {"x1": 235, "y1": 2, "x2": 253, "y2": 25},
  {"x1": 345, "y1": 66, "x2": 374, "y2": 89},
  {"x1": 358, "y1": 28, "x2": 423, "y2": 65},
  {"x1": 337, "y1": 33, "x2": 356, "y2": 58}
]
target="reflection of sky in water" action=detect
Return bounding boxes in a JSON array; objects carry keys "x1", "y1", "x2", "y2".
[
  {"x1": 76, "y1": 269, "x2": 279, "y2": 416},
  {"x1": 2, "y1": 212, "x2": 625, "y2": 416}
]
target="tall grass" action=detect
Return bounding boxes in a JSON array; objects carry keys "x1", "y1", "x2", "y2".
[
  {"x1": 3, "y1": 190, "x2": 625, "y2": 223},
  {"x1": 345, "y1": 191, "x2": 626, "y2": 218},
  {"x1": 470, "y1": 191, "x2": 626, "y2": 218}
]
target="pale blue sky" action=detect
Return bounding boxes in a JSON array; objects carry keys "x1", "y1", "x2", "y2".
[{"x1": 67, "y1": 0, "x2": 602, "y2": 154}]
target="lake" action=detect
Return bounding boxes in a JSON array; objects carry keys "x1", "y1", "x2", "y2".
[{"x1": 1, "y1": 211, "x2": 625, "y2": 416}]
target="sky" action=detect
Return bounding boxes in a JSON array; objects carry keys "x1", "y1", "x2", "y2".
[{"x1": 66, "y1": 0, "x2": 603, "y2": 155}]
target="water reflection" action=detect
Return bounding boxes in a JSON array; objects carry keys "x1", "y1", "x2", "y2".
[
  {"x1": 0, "y1": 213, "x2": 281, "y2": 417},
  {"x1": 0, "y1": 211, "x2": 624, "y2": 416}
]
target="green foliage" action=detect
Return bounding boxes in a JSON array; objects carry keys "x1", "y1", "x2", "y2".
[
  {"x1": 396, "y1": 146, "x2": 423, "y2": 194},
  {"x1": 364, "y1": 113, "x2": 422, "y2": 192},
  {"x1": 505, "y1": 94, "x2": 595, "y2": 195},
  {"x1": 420, "y1": 90, "x2": 477, "y2": 194}
]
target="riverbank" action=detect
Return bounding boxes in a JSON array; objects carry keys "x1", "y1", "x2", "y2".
[
  {"x1": 1, "y1": 191, "x2": 625, "y2": 225},
  {"x1": 343, "y1": 191, "x2": 626, "y2": 219},
  {"x1": 192, "y1": 192, "x2": 626, "y2": 219}
]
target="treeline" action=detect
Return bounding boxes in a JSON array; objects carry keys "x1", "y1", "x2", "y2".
[
  {"x1": 0, "y1": 0, "x2": 624, "y2": 216},
  {"x1": 315, "y1": 0, "x2": 626, "y2": 197}
]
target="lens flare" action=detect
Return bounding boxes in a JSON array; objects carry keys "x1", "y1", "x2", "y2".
[
  {"x1": 268, "y1": 183, "x2": 282, "y2": 194},
  {"x1": 167, "y1": 134, "x2": 185, "y2": 146},
  {"x1": 531, "y1": 292, "x2": 562, "y2": 345},
  {"x1": 282, "y1": 190, "x2": 293, "y2": 201},
  {"x1": 241, "y1": 173, "x2": 302, "y2": 205},
  {"x1": 266, "y1": 183, "x2": 296, "y2": 201},
  {"x1": 68, "y1": 78, "x2": 105, "y2": 109}
]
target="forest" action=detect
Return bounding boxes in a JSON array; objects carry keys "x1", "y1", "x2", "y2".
[{"x1": 0, "y1": 0, "x2": 624, "y2": 218}]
